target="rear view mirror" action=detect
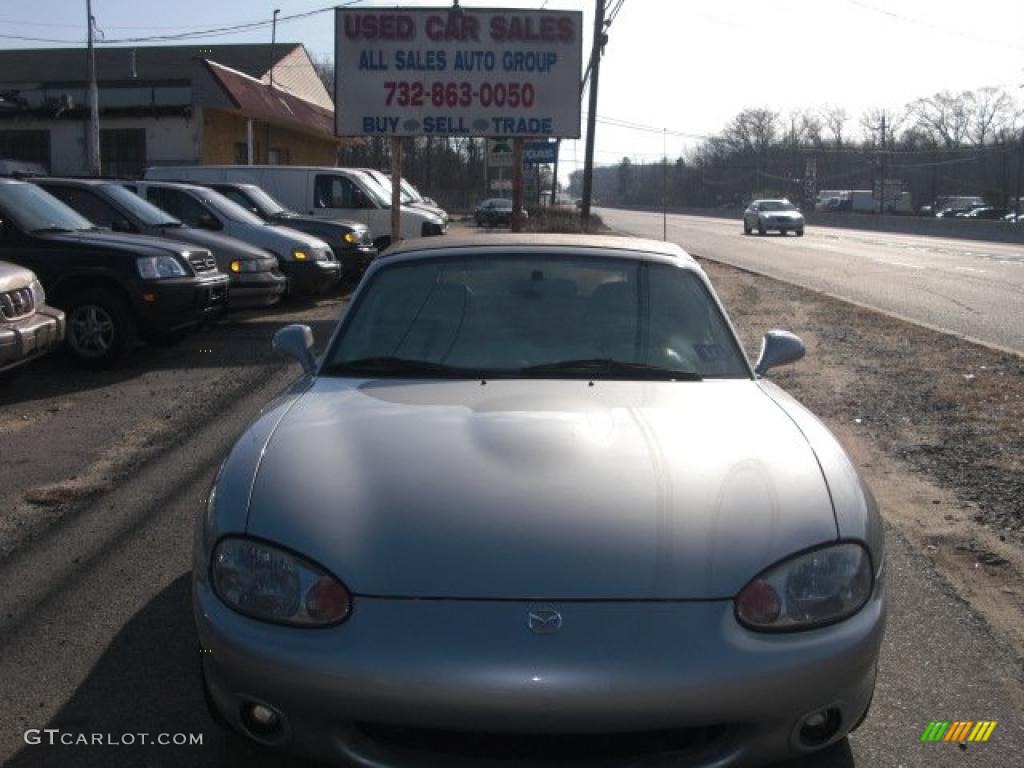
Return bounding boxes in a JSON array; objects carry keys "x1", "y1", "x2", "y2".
[
  {"x1": 754, "y1": 330, "x2": 805, "y2": 376},
  {"x1": 273, "y1": 324, "x2": 316, "y2": 375}
]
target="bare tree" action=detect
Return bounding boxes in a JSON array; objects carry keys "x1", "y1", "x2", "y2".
[
  {"x1": 821, "y1": 106, "x2": 848, "y2": 146},
  {"x1": 908, "y1": 91, "x2": 971, "y2": 149},
  {"x1": 722, "y1": 108, "x2": 779, "y2": 153},
  {"x1": 860, "y1": 107, "x2": 906, "y2": 147},
  {"x1": 966, "y1": 87, "x2": 1016, "y2": 146}
]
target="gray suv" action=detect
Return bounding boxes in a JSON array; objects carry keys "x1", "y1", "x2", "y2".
[{"x1": 0, "y1": 260, "x2": 65, "y2": 375}]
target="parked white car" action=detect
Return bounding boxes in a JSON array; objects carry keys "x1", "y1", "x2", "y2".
[
  {"x1": 128, "y1": 181, "x2": 341, "y2": 296},
  {"x1": 358, "y1": 169, "x2": 449, "y2": 226},
  {"x1": 144, "y1": 166, "x2": 446, "y2": 249}
]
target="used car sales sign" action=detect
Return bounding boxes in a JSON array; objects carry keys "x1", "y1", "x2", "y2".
[{"x1": 335, "y1": 8, "x2": 583, "y2": 138}]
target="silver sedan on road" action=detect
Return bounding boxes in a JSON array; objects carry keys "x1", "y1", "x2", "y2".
[
  {"x1": 194, "y1": 234, "x2": 885, "y2": 767},
  {"x1": 744, "y1": 199, "x2": 806, "y2": 236}
]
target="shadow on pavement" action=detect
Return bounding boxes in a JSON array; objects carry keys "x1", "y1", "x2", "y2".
[{"x1": 3, "y1": 575, "x2": 315, "y2": 768}]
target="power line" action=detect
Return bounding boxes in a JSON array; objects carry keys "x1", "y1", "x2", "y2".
[{"x1": 845, "y1": 0, "x2": 1024, "y2": 52}]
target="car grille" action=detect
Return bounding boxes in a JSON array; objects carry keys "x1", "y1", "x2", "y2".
[
  {"x1": 0, "y1": 287, "x2": 35, "y2": 321},
  {"x1": 354, "y1": 722, "x2": 734, "y2": 763},
  {"x1": 187, "y1": 253, "x2": 218, "y2": 273}
]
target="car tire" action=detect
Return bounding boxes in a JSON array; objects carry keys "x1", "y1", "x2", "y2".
[
  {"x1": 796, "y1": 228, "x2": 805, "y2": 237},
  {"x1": 757, "y1": 224, "x2": 766, "y2": 235},
  {"x1": 743, "y1": 223, "x2": 752, "y2": 235},
  {"x1": 65, "y1": 289, "x2": 136, "y2": 367}
]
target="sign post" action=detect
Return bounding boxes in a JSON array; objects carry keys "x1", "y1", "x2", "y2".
[
  {"x1": 390, "y1": 137, "x2": 402, "y2": 246},
  {"x1": 512, "y1": 139, "x2": 524, "y2": 232}
]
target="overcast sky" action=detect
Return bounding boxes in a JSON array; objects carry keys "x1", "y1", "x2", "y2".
[{"x1": 3, "y1": 0, "x2": 1023, "y2": 180}]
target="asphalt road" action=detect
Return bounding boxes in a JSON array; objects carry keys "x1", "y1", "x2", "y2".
[
  {"x1": 598, "y1": 208, "x2": 1024, "y2": 355},
  {"x1": 1, "y1": 287, "x2": 1022, "y2": 768}
]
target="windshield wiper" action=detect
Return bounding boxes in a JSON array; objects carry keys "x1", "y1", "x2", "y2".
[
  {"x1": 521, "y1": 358, "x2": 703, "y2": 380},
  {"x1": 31, "y1": 226, "x2": 75, "y2": 234},
  {"x1": 324, "y1": 356, "x2": 482, "y2": 378}
]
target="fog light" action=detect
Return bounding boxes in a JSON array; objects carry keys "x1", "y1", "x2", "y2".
[
  {"x1": 241, "y1": 702, "x2": 282, "y2": 738},
  {"x1": 798, "y1": 708, "x2": 841, "y2": 746}
]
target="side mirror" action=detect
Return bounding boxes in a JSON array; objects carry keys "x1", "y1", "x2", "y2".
[
  {"x1": 273, "y1": 324, "x2": 316, "y2": 375},
  {"x1": 111, "y1": 218, "x2": 134, "y2": 233},
  {"x1": 754, "y1": 330, "x2": 805, "y2": 376},
  {"x1": 197, "y1": 213, "x2": 221, "y2": 231}
]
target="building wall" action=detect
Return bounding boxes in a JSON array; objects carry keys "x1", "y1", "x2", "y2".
[
  {"x1": 200, "y1": 109, "x2": 338, "y2": 166},
  {"x1": 0, "y1": 115, "x2": 198, "y2": 176}
]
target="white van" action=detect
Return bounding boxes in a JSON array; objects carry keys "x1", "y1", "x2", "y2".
[{"x1": 144, "y1": 166, "x2": 446, "y2": 248}]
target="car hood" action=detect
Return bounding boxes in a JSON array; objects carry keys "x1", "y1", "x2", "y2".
[
  {"x1": 40, "y1": 230, "x2": 199, "y2": 258},
  {"x1": 246, "y1": 379, "x2": 838, "y2": 600},
  {"x1": 147, "y1": 226, "x2": 269, "y2": 261},
  {"x1": 257, "y1": 224, "x2": 331, "y2": 253},
  {"x1": 760, "y1": 210, "x2": 803, "y2": 219}
]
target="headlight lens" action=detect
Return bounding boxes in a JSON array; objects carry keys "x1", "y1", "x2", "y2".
[
  {"x1": 212, "y1": 537, "x2": 352, "y2": 626},
  {"x1": 136, "y1": 255, "x2": 187, "y2": 279},
  {"x1": 29, "y1": 278, "x2": 46, "y2": 305},
  {"x1": 343, "y1": 231, "x2": 358, "y2": 244},
  {"x1": 292, "y1": 249, "x2": 308, "y2": 261},
  {"x1": 735, "y1": 543, "x2": 873, "y2": 631}
]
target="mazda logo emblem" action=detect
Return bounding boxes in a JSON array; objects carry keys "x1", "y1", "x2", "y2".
[{"x1": 527, "y1": 606, "x2": 562, "y2": 635}]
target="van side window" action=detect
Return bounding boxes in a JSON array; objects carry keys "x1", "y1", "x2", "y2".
[
  {"x1": 314, "y1": 175, "x2": 361, "y2": 209},
  {"x1": 146, "y1": 187, "x2": 208, "y2": 226}
]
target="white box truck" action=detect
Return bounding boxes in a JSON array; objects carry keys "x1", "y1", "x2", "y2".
[{"x1": 144, "y1": 166, "x2": 446, "y2": 249}]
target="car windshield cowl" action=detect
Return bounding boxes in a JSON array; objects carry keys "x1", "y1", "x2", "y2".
[
  {"x1": 520, "y1": 358, "x2": 703, "y2": 380},
  {"x1": 324, "y1": 356, "x2": 705, "y2": 381}
]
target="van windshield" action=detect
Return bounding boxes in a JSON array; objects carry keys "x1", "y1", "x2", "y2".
[
  {"x1": 199, "y1": 188, "x2": 270, "y2": 226},
  {"x1": 353, "y1": 173, "x2": 394, "y2": 208}
]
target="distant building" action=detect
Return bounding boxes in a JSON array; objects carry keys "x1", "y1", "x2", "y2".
[{"x1": 0, "y1": 43, "x2": 343, "y2": 177}]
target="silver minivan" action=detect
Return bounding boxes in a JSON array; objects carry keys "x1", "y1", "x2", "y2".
[
  {"x1": 129, "y1": 181, "x2": 341, "y2": 296},
  {"x1": 144, "y1": 166, "x2": 446, "y2": 248}
]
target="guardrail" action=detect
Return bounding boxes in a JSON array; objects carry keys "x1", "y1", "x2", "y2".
[{"x1": 604, "y1": 205, "x2": 1024, "y2": 245}]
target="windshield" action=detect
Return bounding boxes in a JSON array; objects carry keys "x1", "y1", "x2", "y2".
[
  {"x1": 101, "y1": 183, "x2": 181, "y2": 227},
  {"x1": 0, "y1": 183, "x2": 95, "y2": 232},
  {"x1": 237, "y1": 184, "x2": 289, "y2": 217},
  {"x1": 758, "y1": 201, "x2": 797, "y2": 212},
  {"x1": 353, "y1": 172, "x2": 395, "y2": 208},
  {"x1": 324, "y1": 253, "x2": 749, "y2": 379},
  {"x1": 399, "y1": 178, "x2": 423, "y2": 203},
  {"x1": 198, "y1": 187, "x2": 270, "y2": 226}
]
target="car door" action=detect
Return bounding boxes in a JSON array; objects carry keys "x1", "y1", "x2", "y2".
[{"x1": 311, "y1": 173, "x2": 371, "y2": 227}]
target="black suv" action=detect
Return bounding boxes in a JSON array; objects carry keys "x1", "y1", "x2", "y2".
[
  {"x1": 34, "y1": 178, "x2": 285, "y2": 309},
  {"x1": 0, "y1": 179, "x2": 228, "y2": 365},
  {"x1": 207, "y1": 182, "x2": 377, "y2": 276}
]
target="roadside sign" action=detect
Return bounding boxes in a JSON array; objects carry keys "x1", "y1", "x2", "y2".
[
  {"x1": 490, "y1": 179, "x2": 513, "y2": 192},
  {"x1": 335, "y1": 8, "x2": 583, "y2": 138},
  {"x1": 523, "y1": 141, "x2": 557, "y2": 164},
  {"x1": 488, "y1": 138, "x2": 513, "y2": 168}
]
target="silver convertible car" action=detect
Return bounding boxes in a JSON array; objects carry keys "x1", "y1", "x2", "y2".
[{"x1": 194, "y1": 235, "x2": 885, "y2": 767}]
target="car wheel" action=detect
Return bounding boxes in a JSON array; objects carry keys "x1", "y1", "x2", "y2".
[
  {"x1": 757, "y1": 223, "x2": 766, "y2": 235},
  {"x1": 743, "y1": 223, "x2": 752, "y2": 235},
  {"x1": 65, "y1": 290, "x2": 136, "y2": 367},
  {"x1": 797, "y1": 228, "x2": 805, "y2": 237}
]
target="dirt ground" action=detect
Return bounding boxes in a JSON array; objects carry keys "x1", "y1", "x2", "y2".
[{"x1": 700, "y1": 257, "x2": 1024, "y2": 661}]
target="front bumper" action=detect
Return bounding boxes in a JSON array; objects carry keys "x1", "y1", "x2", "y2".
[
  {"x1": 228, "y1": 268, "x2": 288, "y2": 309},
  {"x1": 0, "y1": 306, "x2": 65, "y2": 372},
  {"x1": 195, "y1": 577, "x2": 885, "y2": 767},
  {"x1": 280, "y1": 260, "x2": 343, "y2": 297},
  {"x1": 331, "y1": 245, "x2": 377, "y2": 275},
  {"x1": 762, "y1": 218, "x2": 804, "y2": 232},
  {"x1": 133, "y1": 274, "x2": 229, "y2": 335}
]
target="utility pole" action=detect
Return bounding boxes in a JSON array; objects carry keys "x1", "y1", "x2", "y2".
[
  {"x1": 878, "y1": 112, "x2": 886, "y2": 215},
  {"x1": 662, "y1": 127, "x2": 667, "y2": 240},
  {"x1": 85, "y1": 0, "x2": 101, "y2": 176},
  {"x1": 1016, "y1": 126, "x2": 1023, "y2": 218},
  {"x1": 511, "y1": 138, "x2": 524, "y2": 232},
  {"x1": 580, "y1": 0, "x2": 606, "y2": 227},
  {"x1": 266, "y1": 9, "x2": 280, "y2": 163}
]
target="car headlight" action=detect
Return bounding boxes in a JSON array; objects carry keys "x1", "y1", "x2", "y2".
[
  {"x1": 343, "y1": 231, "x2": 358, "y2": 244},
  {"x1": 29, "y1": 278, "x2": 46, "y2": 305},
  {"x1": 735, "y1": 542, "x2": 873, "y2": 632},
  {"x1": 211, "y1": 537, "x2": 352, "y2": 626},
  {"x1": 136, "y1": 255, "x2": 187, "y2": 279}
]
